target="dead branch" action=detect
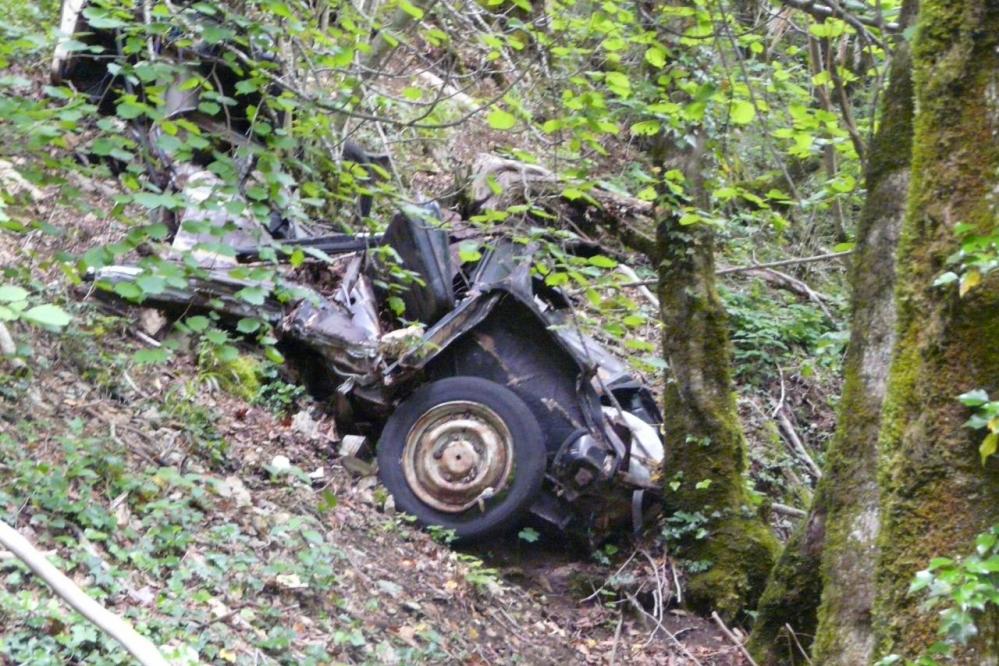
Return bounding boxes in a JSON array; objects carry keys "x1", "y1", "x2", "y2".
[
  {"x1": 784, "y1": 623, "x2": 815, "y2": 664},
  {"x1": 716, "y1": 250, "x2": 852, "y2": 274},
  {"x1": 616, "y1": 265, "x2": 659, "y2": 309},
  {"x1": 625, "y1": 594, "x2": 704, "y2": 666},
  {"x1": 775, "y1": 407, "x2": 823, "y2": 479},
  {"x1": 711, "y1": 611, "x2": 759, "y2": 666},
  {"x1": 468, "y1": 154, "x2": 658, "y2": 257},
  {"x1": 0, "y1": 520, "x2": 170, "y2": 666},
  {"x1": 776, "y1": 0, "x2": 900, "y2": 35},
  {"x1": 772, "y1": 502, "x2": 808, "y2": 518},
  {"x1": 739, "y1": 267, "x2": 835, "y2": 319}
]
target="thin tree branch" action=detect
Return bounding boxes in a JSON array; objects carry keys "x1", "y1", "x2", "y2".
[
  {"x1": 0, "y1": 521, "x2": 169, "y2": 666},
  {"x1": 715, "y1": 250, "x2": 852, "y2": 274},
  {"x1": 711, "y1": 611, "x2": 760, "y2": 666},
  {"x1": 776, "y1": 0, "x2": 900, "y2": 34}
]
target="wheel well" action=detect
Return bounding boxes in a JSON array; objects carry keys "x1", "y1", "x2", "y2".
[{"x1": 423, "y1": 299, "x2": 598, "y2": 455}]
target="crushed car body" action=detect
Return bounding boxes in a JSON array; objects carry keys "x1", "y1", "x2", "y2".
[
  {"x1": 95, "y1": 213, "x2": 665, "y2": 539},
  {"x1": 57, "y1": 0, "x2": 665, "y2": 540}
]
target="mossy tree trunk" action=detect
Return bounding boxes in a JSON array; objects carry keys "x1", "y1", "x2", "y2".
[
  {"x1": 748, "y1": 4, "x2": 917, "y2": 662},
  {"x1": 656, "y1": 213, "x2": 779, "y2": 622},
  {"x1": 872, "y1": 0, "x2": 999, "y2": 660}
]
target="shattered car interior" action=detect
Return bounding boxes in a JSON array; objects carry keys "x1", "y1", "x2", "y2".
[{"x1": 56, "y1": 0, "x2": 665, "y2": 541}]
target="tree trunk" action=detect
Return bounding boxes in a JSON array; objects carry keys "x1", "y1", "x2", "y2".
[
  {"x1": 872, "y1": 0, "x2": 999, "y2": 660},
  {"x1": 657, "y1": 214, "x2": 779, "y2": 622},
  {"x1": 748, "y1": 4, "x2": 917, "y2": 661}
]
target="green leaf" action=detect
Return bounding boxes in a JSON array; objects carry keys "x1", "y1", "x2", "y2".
[
  {"x1": 958, "y1": 389, "x2": 989, "y2": 407},
  {"x1": 0, "y1": 285, "x2": 28, "y2": 303},
  {"x1": 318, "y1": 489, "x2": 338, "y2": 513},
  {"x1": 236, "y1": 286, "x2": 267, "y2": 306},
  {"x1": 264, "y1": 346, "x2": 285, "y2": 364},
  {"x1": 517, "y1": 527, "x2": 540, "y2": 543},
  {"x1": 932, "y1": 271, "x2": 959, "y2": 287},
  {"x1": 458, "y1": 242, "x2": 482, "y2": 264},
  {"x1": 486, "y1": 108, "x2": 517, "y2": 130},
  {"x1": 22, "y1": 304, "x2": 72, "y2": 328},
  {"x1": 116, "y1": 101, "x2": 146, "y2": 120},
  {"x1": 630, "y1": 120, "x2": 661, "y2": 136},
  {"x1": 604, "y1": 71, "x2": 631, "y2": 98},
  {"x1": 980, "y1": 432, "x2": 997, "y2": 465},
  {"x1": 587, "y1": 255, "x2": 617, "y2": 269},
  {"x1": 185, "y1": 315, "x2": 211, "y2": 333},
  {"x1": 387, "y1": 296, "x2": 405, "y2": 316},
  {"x1": 644, "y1": 46, "x2": 667, "y2": 68},
  {"x1": 730, "y1": 100, "x2": 756, "y2": 125},
  {"x1": 133, "y1": 348, "x2": 171, "y2": 365},
  {"x1": 237, "y1": 318, "x2": 262, "y2": 334},
  {"x1": 398, "y1": 0, "x2": 424, "y2": 19},
  {"x1": 112, "y1": 282, "x2": 142, "y2": 301},
  {"x1": 136, "y1": 274, "x2": 166, "y2": 295}
]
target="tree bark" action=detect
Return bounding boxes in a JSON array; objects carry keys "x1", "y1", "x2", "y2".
[
  {"x1": 872, "y1": 0, "x2": 999, "y2": 660},
  {"x1": 657, "y1": 213, "x2": 779, "y2": 622},
  {"x1": 748, "y1": 3, "x2": 916, "y2": 661}
]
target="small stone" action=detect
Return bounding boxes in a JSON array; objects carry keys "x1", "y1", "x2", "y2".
[
  {"x1": 291, "y1": 410, "x2": 320, "y2": 440},
  {"x1": 270, "y1": 455, "x2": 291, "y2": 471},
  {"x1": 377, "y1": 579, "x2": 403, "y2": 598},
  {"x1": 217, "y1": 476, "x2": 252, "y2": 507},
  {"x1": 338, "y1": 434, "x2": 367, "y2": 457},
  {"x1": 138, "y1": 308, "x2": 167, "y2": 337}
]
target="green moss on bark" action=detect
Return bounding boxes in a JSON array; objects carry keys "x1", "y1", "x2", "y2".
[
  {"x1": 748, "y1": 7, "x2": 917, "y2": 662},
  {"x1": 747, "y1": 504, "x2": 826, "y2": 665},
  {"x1": 657, "y1": 217, "x2": 778, "y2": 622},
  {"x1": 873, "y1": 0, "x2": 999, "y2": 660}
]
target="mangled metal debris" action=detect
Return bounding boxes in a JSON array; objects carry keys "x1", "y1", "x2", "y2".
[
  {"x1": 58, "y1": 0, "x2": 665, "y2": 540},
  {"x1": 94, "y1": 212, "x2": 665, "y2": 539}
]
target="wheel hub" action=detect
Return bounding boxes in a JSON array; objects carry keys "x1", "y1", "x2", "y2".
[{"x1": 402, "y1": 401, "x2": 514, "y2": 513}]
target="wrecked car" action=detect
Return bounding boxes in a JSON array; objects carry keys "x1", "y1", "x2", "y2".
[{"x1": 56, "y1": 0, "x2": 665, "y2": 540}]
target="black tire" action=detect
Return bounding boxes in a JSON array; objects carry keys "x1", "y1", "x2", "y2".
[{"x1": 377, "y1": 376, "x2": 546, "y2": 540}]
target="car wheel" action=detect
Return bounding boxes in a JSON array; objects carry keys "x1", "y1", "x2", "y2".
[{"x1": 377, "y1": 376, "x2": 546, "y2": 540}]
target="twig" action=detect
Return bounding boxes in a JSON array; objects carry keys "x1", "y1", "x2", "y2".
[
  {"x1": 772, "y1": 503, "x2": 808, "y2": 518},
  {"x1": 582, "y1": 550, "x2": 639, "y2": 602},
  {"x1": 741, "y1": 268, "x2": 836, "y2": 319},
  {"x1": 625, "y1": 594, "x2": 703, "y2": 666},
  {"x1": 615, "y1": 250, "x2": 854, "y2": 289},
  {"x1": 617, "y1": 265, "x2": 659, "y2": 309},
  {"x1": 784, "y1": 623, "x2": 815, "y2": 664},
  {"x1": 772, "y1": 364, "x2": 786, "y2": 418},
  {"x1": 0, "y1": 521, "x2": 170, "y2": 666},
  {"x1": 609, "y1": 611, "x2": 624, "y2": 666},
  {"x1": 775, "y1": 407, "x2": 823, "y2": 479},
  {"x1": 711, "y1": 611, "x2": 759, "y2": 666},
  {"x1": 132, "y1": 329, "x2": 162, "y2": 348},
  {"x1": 715, "y1": 250, "x2": 852, "y2": 275},
  {"x1": 776, "y1": 0, "x2": 899, "y2": 35}
]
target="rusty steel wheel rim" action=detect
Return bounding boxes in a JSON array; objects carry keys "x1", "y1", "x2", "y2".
[{"x1": 402, "y1": 400, "x2": 514, "y2": 513}]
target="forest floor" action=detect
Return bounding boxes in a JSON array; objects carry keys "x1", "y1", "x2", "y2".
[{"x1": 0, "y1": 183, "x2": 754, "y2": 664}]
